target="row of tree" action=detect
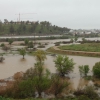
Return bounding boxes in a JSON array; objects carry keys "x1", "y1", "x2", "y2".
[{"x1": 0, "y1": 20, "x2": 70, "y2": 35}]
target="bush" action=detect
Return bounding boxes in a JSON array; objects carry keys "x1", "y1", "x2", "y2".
[
  {"x1": 28, "y1": 41, "x2": 34, "y2": 48},
  {"x1": 93, "y1": 62, "x2": 100, "y2": 78},
  {"x1": 55, "y1": 42, "x2": 60, "y2": 46},
  {"x1": 78, "y1": 95, "x2": 90, "y2": 100},
  {"x1": 49, "y1": 75, "x2": 69, "y2": 97},
  {"x1": 2, "y1": 46, "x2": 10, "y2": 51},
  {"x1": 78, "y1": 65, "x2": 89, "y2": 77},
  {"x1": 0, "y1": 96, "x2": 11, "y2": 100},
  {"x1": 1, "y1": 43, "x2": 5, "y2": 47},
  {"x1": 74, "y1": 85, "x2": 99, "y2": 100},
  {"x1": 37, "y1": 45, "x2": 45, "y2": 48}
]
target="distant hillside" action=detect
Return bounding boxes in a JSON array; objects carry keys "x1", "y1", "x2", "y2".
[{"x1": 0, "y1": 20, "x2": 70, "y2": 36}]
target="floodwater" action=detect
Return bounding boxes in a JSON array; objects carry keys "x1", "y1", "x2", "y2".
[
  {"x1": 0, "y1": 54, "x2": 100, "y2": 90},
  {"x1": 0, "y1": 38, "x2": 100, "y2": 90}
]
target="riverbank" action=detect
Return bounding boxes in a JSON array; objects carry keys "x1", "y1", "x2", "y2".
[{"x1": 47, "y1": 46, "x2": 100, "y2": 57}]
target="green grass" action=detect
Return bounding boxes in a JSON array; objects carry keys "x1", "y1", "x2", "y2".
[{"x1": 59, "y1": 43, "x2": 100, "y2": 52}]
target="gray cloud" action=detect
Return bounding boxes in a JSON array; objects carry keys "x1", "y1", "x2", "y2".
[{"x1": 0, "y1": 0, "x2": 100, "y2": 29}]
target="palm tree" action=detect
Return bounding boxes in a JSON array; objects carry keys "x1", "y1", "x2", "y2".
[{"x1": 19, "y1": 48, "x2": 26, "y2": 59}]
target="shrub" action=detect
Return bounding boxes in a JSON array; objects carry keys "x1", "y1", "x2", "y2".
[
  {"x1": 0, "y1": 96, "x2": 11, "y2": 100},
  {"x1": 79, "y1": 65, "x2": 89, "y2": 77},
  {"x1": 28, "y1": 41, "x2": 34, "y2": 48},
  {"x1": 74, "y1": 85, "x2": 99, "y2": 100},
  {"x1": 37, "y1": 45, "x2": 45, "y2": 48},
  {"x1": 78, "y1": 95, "x2": 90, "y2": 100},
  {"x1": 93, "y1": 62, "x2": 100, "y2": 78},
  {"x1": 49, "y1": 75, "x2": 69, "y2": 97},
  {"x1": 55, "y1": 42, "x2": 60, "y2": 46},
  {"x1": 1, "y1": 43, "x2": 5, "y2": 47}
]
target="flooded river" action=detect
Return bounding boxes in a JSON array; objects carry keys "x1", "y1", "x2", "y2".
[
  {"x1": 0, "y1": 38, "x2": 100, "y2": 90},
  {"x1": 0, "y1": 54, "x2": 100, "y2": 89}
]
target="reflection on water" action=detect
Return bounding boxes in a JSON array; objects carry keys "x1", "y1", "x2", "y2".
[{"x1": 0, "y1": 54, "x2": 100, "y2": 90}]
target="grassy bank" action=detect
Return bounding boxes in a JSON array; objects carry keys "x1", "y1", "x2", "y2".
[
  {"x1": 47, "y1": 46, "x2": 100, "y2": 57},
  {"x1": 59, "y1": 43, "x2": 100, "y2": 52}
]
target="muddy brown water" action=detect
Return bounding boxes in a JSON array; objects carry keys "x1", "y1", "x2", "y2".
[
  {"x1": 0, "y1": 54, "x2": 100, "y2": 90},
  {"x1": 0, "y1": 39, "x2": 100, "y2": 90}
]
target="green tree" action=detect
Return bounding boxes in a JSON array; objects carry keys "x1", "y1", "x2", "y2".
[
  {"x1": 24, "y1": 39, "x2": 29, "y2": 45},
  {"x1": 18, "y1": 79, "x2": 35, "y2": 98},
  {"x1": 74, "y1": 37, "x2": 78, "y2": 42},
  {"x1": 29, "y1": 24, "x2": 35, "y2": 33},
  {"x1": 93, "y1": 62, "x2": 100, "y2": 78},
  {"x1": 8, "y1": 39, "x2": 13, "y2": 46},
  {"x1": 1, "y1": 43, "x2": 5, "y2": 47},
  {"x1": 33, "y1": 62, "x2": 51, "y2": 97},
  {"x1": 70, "y1": 38, "x2": 73, "y2": 43},
  {"x1": 23, "y1": 62, "x2": 51, "y2": 98},
  {"x1": 79, "y1": 65, "x2": 89, "y2": 77},
  {"x1": 34, "y1": 50, "x2": 46, "y2": 63},
  {"x1": 82, "y1": 37, "x2": 86, "y2": 42},
  {"x1": 23, "y1": 49, "x2": 50, "y2": 98},
  {"x1": 28, "y1": 41, "x2": 34, "y2": 48},
  {"x1": 54, "y1": 55, "x2": 75, "y2": 77},
  {"x1": 19, "y1": 48, "x2": 26, "y2": 59},
  {"x1": 9, "y1": 25, "x2": 15, "y2": 34}
]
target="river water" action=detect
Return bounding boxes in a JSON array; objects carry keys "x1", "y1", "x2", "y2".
[
  {"x1": 0, "y1": 38, "x2": 100, "y2": 89},
  {"x1": 0, "y1": 54, "x2": 100, "y2": 89}
]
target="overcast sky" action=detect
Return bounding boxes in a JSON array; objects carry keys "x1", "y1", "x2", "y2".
[{"x1": 0, "y1": 0, "x2": 100, "y2": 29}]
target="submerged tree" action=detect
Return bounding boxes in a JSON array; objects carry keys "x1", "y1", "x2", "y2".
[
  {"x1": 70, "y1": 38, "x2": 74, "y2": 43},
  {"x1": 74, "y1": 37, "x2": 78, "y2": 43},
  {"x1": 79, "y1": 65, "x2": 89, "y2": 77},
  {"x1": 8, "y1": 39, "x2": 13, "y2": 46},
  {"x1": 54, "y1": 55, "x2": 75, "y2": 77},
  {"x1": 0, "y1": 55, "x2": 5, "y2": 62},
  {"x1": 82, "y1": 37, "x2": 86, "y2": 43},
  {"x1": 19, "y1": 48, "x2": 26, "y2": 59},
  {"x1": 34, "y1": 50, "x2": 46, "y2": 63},
  {"x1": 28, "y1": 41, "x2": 34, "y2": 48},
  {"x1": 24, "y1": 38, "x2": 29, "y2": 45}
]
